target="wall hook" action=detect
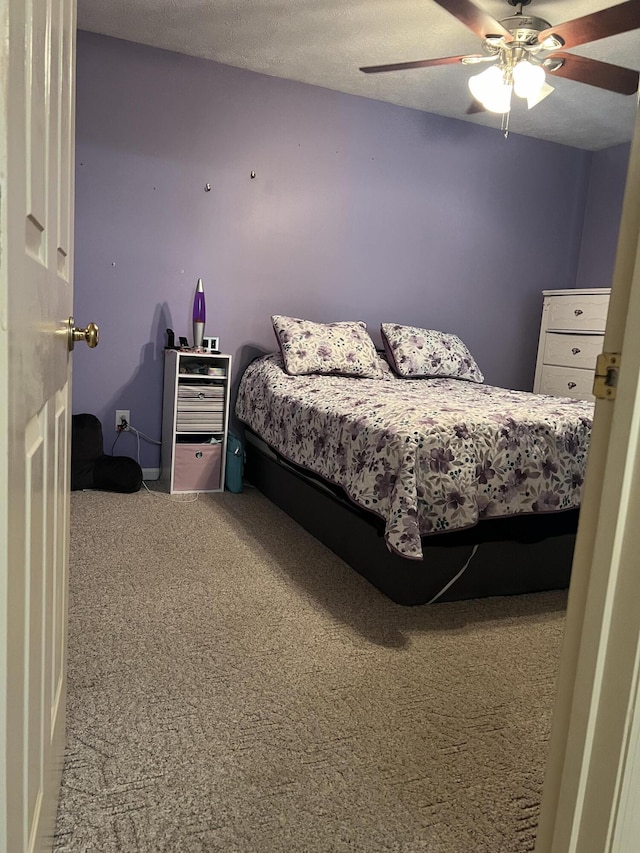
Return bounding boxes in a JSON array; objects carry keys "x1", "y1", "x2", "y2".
[
  {"x1": 250, "y1": 171, "x2": 256, "y2": 179},
  {"x1": 204, "y1": 183, "x2": 212, "y2": 192}
]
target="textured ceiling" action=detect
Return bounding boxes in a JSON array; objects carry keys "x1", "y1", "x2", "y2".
[{"x1": 77, "y1": 0, "x2": 640, "y2": 150}]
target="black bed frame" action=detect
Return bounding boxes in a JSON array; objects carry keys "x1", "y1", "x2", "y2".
[{"x1": 244, "y1": 431, "x2": 577, "y2": 605}]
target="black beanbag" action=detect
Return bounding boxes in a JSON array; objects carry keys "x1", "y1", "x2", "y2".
[{"x1": 71, "y1": 413, "x2": 143, "y2": 493}]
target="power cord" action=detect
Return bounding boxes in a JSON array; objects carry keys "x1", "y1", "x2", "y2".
[
  {"x1": 111, "y1": 431, "x2": 122, "y2": 454},
  {"x1": 427, "y1": 544, "x2": 479, "y2": 604},
  {"x1": 114, "y1": 416, "x2": 199, "y2": 504},
  {"x1": 111, "y1": 415, "x2": 130, "y2": 452}
]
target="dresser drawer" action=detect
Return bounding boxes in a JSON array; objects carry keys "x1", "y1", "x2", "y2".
[
  {"x1": 177, "y1": 381, "x2": 225, "y2": 401},
  {"x1": 546, "y1": 293, "x2": 609, "y2": 332},
  {"x1": 173, "y1": 442, "x2": 222, "y2": 491},
  {"x1": 538, "y1": 365, "x2": 595, "y2": 401},
  {"x1": 542, "y1": 332, "x2": 603, "y2": 370}
]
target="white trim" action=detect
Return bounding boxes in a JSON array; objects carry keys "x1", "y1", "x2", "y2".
[
  {"x1": 535, "y1": 99, "x2": 640, "y2": 853},
  {"x1": 541, "y1": 288, "x2": 611, "y2": 296},
  {"x1": 613, "y1": 658, "x2": 640, "y2": 850}
]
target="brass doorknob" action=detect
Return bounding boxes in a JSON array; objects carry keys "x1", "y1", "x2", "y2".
[{"x1": 67, "y1": 317, "x2": 99, "y2": 351}]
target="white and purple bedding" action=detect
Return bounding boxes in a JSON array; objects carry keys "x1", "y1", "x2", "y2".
[{"x1": 236, "y1": 353, "x2": 593, "y2": 560}]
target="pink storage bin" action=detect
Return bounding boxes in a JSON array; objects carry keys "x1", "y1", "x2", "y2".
[{"x1": 173, "y1": 443, "x2": 222, "y2": 491}]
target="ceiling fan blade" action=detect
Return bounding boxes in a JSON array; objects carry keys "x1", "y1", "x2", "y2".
[
  {"x1": 538, "y1": 0, "x2": 640, "y2": 50},
  {"x1": 547, "y1": 52, "x2": 639, "y2": 95},
  {"x1": 431, "y1": 0, "x2": 513, "y2": 41},
  {"x1": 360, "y1": 55, "x2": 476, "y2": 74}
]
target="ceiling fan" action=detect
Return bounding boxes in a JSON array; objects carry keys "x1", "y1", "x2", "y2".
[{"x1": 360, "y1": 0, "x2": 640, "y2": 131}]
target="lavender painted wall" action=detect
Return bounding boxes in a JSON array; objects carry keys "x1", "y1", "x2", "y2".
[
  {"x1": 575, "y1": 142, "x2": 630, "y2": 290},
  {"x1": 73, "y1": 32, "x2": 592, "y2": 468}
]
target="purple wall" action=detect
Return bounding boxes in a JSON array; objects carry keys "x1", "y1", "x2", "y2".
[
  {"x1": 73, "y1": 32, "x2": 593, "y2": 468},
  {"x1": 575, "y1": 142, "x2": 630, "y2": 290}
]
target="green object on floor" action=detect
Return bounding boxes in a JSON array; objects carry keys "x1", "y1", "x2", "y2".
[{"x1": 225, "y1": 433, "x2": 244, "y2": 493}]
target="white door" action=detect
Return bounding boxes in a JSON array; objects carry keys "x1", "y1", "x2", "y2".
[
  {"x1": 535, "y1": 106, "x2": 640, "y2": 850},
  {"x1": 0, "y1": 1, "x2": 88, "y2": 851}
]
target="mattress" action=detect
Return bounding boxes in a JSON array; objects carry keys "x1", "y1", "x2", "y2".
[{"x1": 235, "y1": 353, "x2": 593, "y2": 560}]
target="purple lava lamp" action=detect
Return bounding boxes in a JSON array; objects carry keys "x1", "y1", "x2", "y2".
[{"x1": 192, "y1": 278, "x2": 206, "y2": 349}]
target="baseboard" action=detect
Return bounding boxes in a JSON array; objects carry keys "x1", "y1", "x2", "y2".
[{"x1": 143, "y1": 467, "x2": 161, "y2": 481}]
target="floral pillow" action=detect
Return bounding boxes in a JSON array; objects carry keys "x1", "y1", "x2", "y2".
[
  {"x1": 272, "y1": 315, "x2": 382, "y2": 378},
  {"x1": 380, "y1": 323, "x2": 484, "y2": 382}
]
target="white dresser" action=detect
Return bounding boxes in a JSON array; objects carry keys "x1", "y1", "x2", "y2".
[{"x1": 533, "y1": 288, "x2": 611, "y2": 401}]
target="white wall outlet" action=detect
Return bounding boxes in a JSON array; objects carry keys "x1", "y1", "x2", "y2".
[{"x1": 115, "y1": 409, "x2": 130, "y2": 430}]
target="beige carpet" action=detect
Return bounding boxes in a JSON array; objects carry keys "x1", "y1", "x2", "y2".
[{"x1": 54, "y1": 485, "x2": 567, "y2": 853}]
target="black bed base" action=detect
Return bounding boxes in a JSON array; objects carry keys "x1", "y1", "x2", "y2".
[{"x1": 245, "y1": 436, "x2": 577, "y2": 606}]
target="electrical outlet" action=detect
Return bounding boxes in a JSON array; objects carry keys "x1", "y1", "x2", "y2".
[{"x1": 115, "y1": 409, "x2": 130, "y2": 430}]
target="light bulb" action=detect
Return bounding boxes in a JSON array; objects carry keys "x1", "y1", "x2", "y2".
[
  {"x1": 513, "y1": 60, "x2": 546, "y2": 99},
  {"x1": 468, "y1": 66, "x2": 501, "y2": 102},
  {"x1": 468, "y1": 66, "x2": 512, "y2": 114},
  {"x1": 482, "y1": 82, "x2": 513, "y2": 114}
]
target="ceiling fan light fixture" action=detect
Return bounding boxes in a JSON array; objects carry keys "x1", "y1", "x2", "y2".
[
  {"x1": 513, "y1": 60, "x2": 546, "y2": 98},
  {"x1": 468, "y1": 65, "x2": 513, "y2": 113},
  {"x1": 527, "y1": 81, "x2": 554, "y2": 109},
  {"x1": 482, "y1": 83, "x2": 513, "y2": 113},
  {"x1": 359, "y1": 0, "x2": 640, "y2": 134}
]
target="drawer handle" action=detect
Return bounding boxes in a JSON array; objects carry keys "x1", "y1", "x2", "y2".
[
  {"x1": 574, "y1": 309, "x2": 583, "y2": 316},
  {"x1": 571, "y1": 347, "x2": 581, "y2": 355},
  {"x1": 567, "y1": 382, "x2": 577, "y2": 389}
]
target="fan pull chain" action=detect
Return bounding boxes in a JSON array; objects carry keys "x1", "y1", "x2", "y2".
[{"x1": 501, "y1": 109, "x2": 511, "y2": 139}]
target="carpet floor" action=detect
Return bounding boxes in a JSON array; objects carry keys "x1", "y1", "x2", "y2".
[{"x1": 54, "y1": 486, "x2": 567, "y2": 853}]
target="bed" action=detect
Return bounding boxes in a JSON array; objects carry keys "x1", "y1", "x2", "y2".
[{"x1": 235, "y1": 346, "x2": 592, "y2": 605}]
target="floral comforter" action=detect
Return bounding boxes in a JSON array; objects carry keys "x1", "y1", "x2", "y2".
[{"x1": 235, "y1": 353, "x2": 593, "y2": 560}]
